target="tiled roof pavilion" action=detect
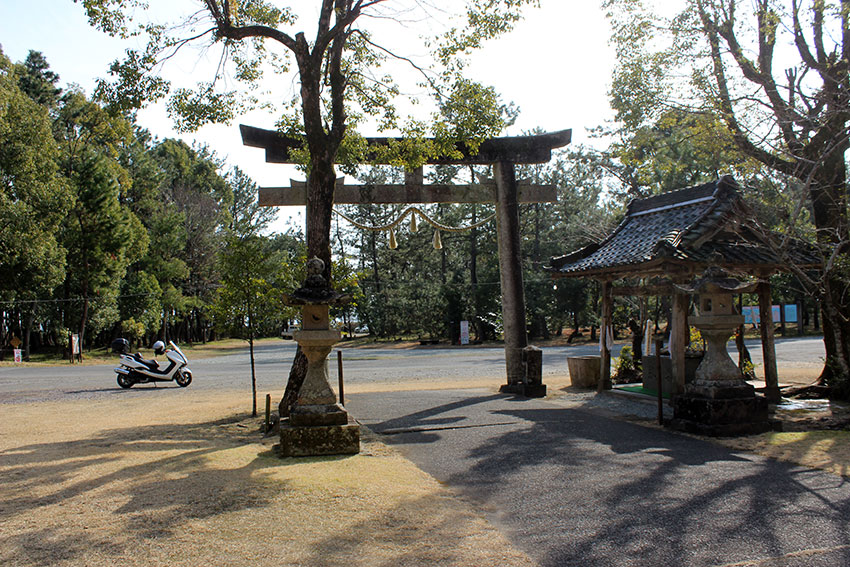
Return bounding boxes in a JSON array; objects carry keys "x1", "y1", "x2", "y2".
[
  {"x1": 549, "y1": 175, "x2": 820, "y2": 279},
  {"x1": 547, "y1": 175, "x2": 821, "y2": 401}
]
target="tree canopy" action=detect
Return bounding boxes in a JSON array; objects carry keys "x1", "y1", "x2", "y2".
[
  {"x1": 605, "y1": 0, "x2": 850, "y2": 388},
  {"x1": 78, "y1": 0, "x2": 539, "y2": 280}
]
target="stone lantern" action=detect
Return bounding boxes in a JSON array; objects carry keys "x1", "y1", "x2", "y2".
[
  {"x1": 280, "y1": 257, "x2": 360, "y2": 457},
  {"x1": 670, "y1": 267, "x2": 772, "y2": 436}
]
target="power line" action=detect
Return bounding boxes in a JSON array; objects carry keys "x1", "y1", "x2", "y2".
[{"x1": 0, "y1": 292, "x2": 159, "y2": 307}]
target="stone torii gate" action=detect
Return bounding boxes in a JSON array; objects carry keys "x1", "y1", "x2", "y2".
[{"x1": 240, "y1": 124, "x2": 571, "y2": 394}]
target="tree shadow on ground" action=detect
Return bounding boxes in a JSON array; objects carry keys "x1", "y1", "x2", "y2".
[
  {"x1": 1, "y1": 409, "x2": 534, "y2": 567},
  {"x1": 461, "y1": 405, "x2": 850, "y2": 566},
  {"x1": 361, "y1": 392, "x2": 850, "y2": 567},
  {"x1": 0, "y1": 414, "x2": 287, "y2": 565},
  {"x1": 297, "y1": 491, "x2": 533, "y2": 567}
]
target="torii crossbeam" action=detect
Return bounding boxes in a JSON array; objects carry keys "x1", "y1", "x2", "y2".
[{"x1": 241, "y1": 124, "x2": 571, "y2": 396}]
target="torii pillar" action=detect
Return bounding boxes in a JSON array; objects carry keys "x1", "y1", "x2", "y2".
[
  {"x1": 494, "y1": 161, "x2": 530, "y2": 391},
  {"x1": 240, "y1": 125, "x2": 571, "y2": 396}
]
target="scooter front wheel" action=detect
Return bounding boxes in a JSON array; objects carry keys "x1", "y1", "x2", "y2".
[
  {"x1": 117, "y1": 374, "x2": 134, "y2": 389},
  {"x1": 175, "y1": 369, "x2": 192, "y2": 387}
]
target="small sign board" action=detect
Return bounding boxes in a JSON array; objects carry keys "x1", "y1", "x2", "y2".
[
  {"x1": 460, "y1": 320, "x2": 470, "y2": 345},
  {"x1": 742, "y1": 305, "x2": 798, "y2": 327},
  {"x1": 10, "y1": 336, "x2": 21, "y2": 348},
  {"x1": 13, "y1": 348, "x2": 22, "y2": 363},
  {"x1": 70, "y1": 333, "x2": 82, "y2": 363}
]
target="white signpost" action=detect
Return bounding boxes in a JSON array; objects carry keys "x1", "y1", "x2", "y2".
[{"x1": 460, "y1": 320, "x2": 470, "y2": 345}]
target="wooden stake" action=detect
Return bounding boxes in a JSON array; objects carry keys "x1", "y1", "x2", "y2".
[
  {"x1": 264, "y1": 394, "x2": 271, "y2": 434},
  {"x1": 337, "y1": 350, "x2": 345, "y2": 406}
]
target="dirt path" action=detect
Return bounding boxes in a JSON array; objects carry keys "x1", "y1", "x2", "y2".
[{"x1": 0, "y1": 390, "x2": 534, "y2": 567}]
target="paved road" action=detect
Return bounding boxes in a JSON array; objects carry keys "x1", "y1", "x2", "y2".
[
  {"x1": 347, "y1": 388, "x2": 850, "y2": 567},
  {"x1": 0, "y1": 336, "x2": 826, "y2": 404}
]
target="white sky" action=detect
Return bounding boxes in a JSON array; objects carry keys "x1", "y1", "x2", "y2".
[{"x1": 0, "y1": 0, "x2": 617, "y2": 232}]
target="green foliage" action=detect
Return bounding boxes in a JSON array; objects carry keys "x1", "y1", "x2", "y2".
[
  {"x1": 96, "y1": 46, "x2": 169, "y2": 115},
  {"x1": 213, "y1": 173, "x2": 298, "y2": 340},
  {"x1": 78, "y1": 0, "x2": 540, "y2": 159},
  {"x1": 339, "y1": 153, "x2": 613, "y2": 341},
  {"x1": 16, "y1": 51, "x2": 62, "y2": 108},
  {"x1": 120, "y1": 317, "x2": 146, "y2": 345},
  {"x1": 435, "y1": 0, "x2": 542, "y2": 71},
  {"x1": 119, "y1": 270, "x2": 162, "y2": 334},
  {"x1": 603, "y1": 109, "x2": 762, "y2": 200},
  {"x1": 62, "y1": 150, "x2": 145, "y2": 339},
  {"x1": 0, "y1": 48, "x2": 307, "y2": 354},
  {"x1": 613, "y1": 344, "x2": 640, "y2": 383},
  {"x1": 167, "y1": 85, "x2": 242, "y2": 133},
  {"x1": 0, "y1": 48, "x2": 69, "y2": 301}
]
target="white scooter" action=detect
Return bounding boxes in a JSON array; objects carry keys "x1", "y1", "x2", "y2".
[{"x1": 115, "y1": 340, "x2": 192, "y2": 388}]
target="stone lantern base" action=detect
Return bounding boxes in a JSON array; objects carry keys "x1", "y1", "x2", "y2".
[
  {"x1": 670, "y1": 381, "x2": 772, "y2": 436},
  {"x1": 280, "y1": 398, "x2": 360, "y2": 458},
  {"x1": 279, "y1": 417, "x2": 361, "y2": 458}
]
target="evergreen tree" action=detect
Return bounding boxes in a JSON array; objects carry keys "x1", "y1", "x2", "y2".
[
  {"x1": 16, "y1": 51, "x2": 62, "y2": 109},
  {"x1": 0, "y1": 48, "x2": 69, "y2": 356},
  {"x1": 214, "y1": 168, "x2": 295, "y2": 416}
]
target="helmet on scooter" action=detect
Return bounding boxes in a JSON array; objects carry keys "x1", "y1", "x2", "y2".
[{"x1": 152, "y1": 341, "x2": 165, "y2": 355}]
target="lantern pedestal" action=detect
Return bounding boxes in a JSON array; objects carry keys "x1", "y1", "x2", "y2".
[{"x1": 670, "y1": 271, "x2": 773, "y2": 436}]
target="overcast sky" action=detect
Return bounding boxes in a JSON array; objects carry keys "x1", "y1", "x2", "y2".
[{"x1": 0, "y1": 0, "x2": 617, "y2": 230}]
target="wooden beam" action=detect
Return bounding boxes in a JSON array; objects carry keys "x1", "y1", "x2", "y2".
[
  {"x1": 611, "y1": 284, "x2": 675, "y2": 297},
  {"x1": 240, "y1": 124, "x2": 572, "y2": 165},
  {"x1": 258, "y1": 181, "x2": 557, "y2": 206}
]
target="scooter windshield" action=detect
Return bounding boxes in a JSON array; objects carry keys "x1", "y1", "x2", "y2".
[{"x1": 168, "y1": 341, "x2": 187, "y2": 363}]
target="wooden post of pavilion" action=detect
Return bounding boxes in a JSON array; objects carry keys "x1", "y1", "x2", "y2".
[
  {"x1": 757, "y1": 280, "x2": 780, "y2": 402},
  {"x1": 670, "y1": 290, "x2": 689, "y2": 395},
  {"x1": 599, "y1": 279, "x2": 613, "y2": 391}
]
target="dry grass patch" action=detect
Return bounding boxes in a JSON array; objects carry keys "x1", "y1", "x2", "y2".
[
  {"x1": 717, "y1": 430, "x2": 850, "y2": 478},
  {"x1": 0, "y1": 392, "x2": 533, "y2": 567}
]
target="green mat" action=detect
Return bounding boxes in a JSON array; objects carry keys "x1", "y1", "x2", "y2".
[{"x1": 618, "y1": 385, "x2": 671, "y2": 400}]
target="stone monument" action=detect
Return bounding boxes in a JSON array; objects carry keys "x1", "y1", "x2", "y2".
[
  {"x1": 279, "y1": 257, "x2": 360, "y2": 457},
  {"x1": 670, "y1": 267, "x2": 772, "y2": 436}
]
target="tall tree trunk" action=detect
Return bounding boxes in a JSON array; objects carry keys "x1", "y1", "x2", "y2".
[
  {"x1": 809, "y1": 161, "x2": 850, "y2": 388},
  {"x1": 24, "y1": 309, "x2": 34, "y2": 360},
  {"x1": 281, "y1": 28, "x2": 347, "y2": 412},
  {"x1": 280, "y1": 344, "x2": 309, "y2": 417},
  {"x1": 79, "y1": 295, "x2": 89, "y2": 355}
]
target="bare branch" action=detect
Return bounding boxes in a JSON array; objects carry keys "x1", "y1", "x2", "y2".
[
  {"x1": 790, "y1": 0, "x2": 821, "y2": 70},
  {"x1": 697, "y1": 2, "x2": 797, "y2": 176},
  {"x1": 352, "y1": 30, "x2": 442, "y2": 96}
]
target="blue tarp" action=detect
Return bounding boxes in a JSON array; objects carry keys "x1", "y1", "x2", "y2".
[{"x1": 741, "y1": 305, "x2": 797, "y2": 326}]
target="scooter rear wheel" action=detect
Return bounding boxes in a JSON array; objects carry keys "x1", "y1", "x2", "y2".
[
  {"x1": 175, "y1": 369, "x2": 192, "y2": 387},
  {"x1": 117, "y1": 374, "x2": 134, "y2": 389}
]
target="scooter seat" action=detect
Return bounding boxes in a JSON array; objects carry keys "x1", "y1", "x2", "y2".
[{"x1": 131, "y1": 352, "x2": 159, "y2": 370}]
